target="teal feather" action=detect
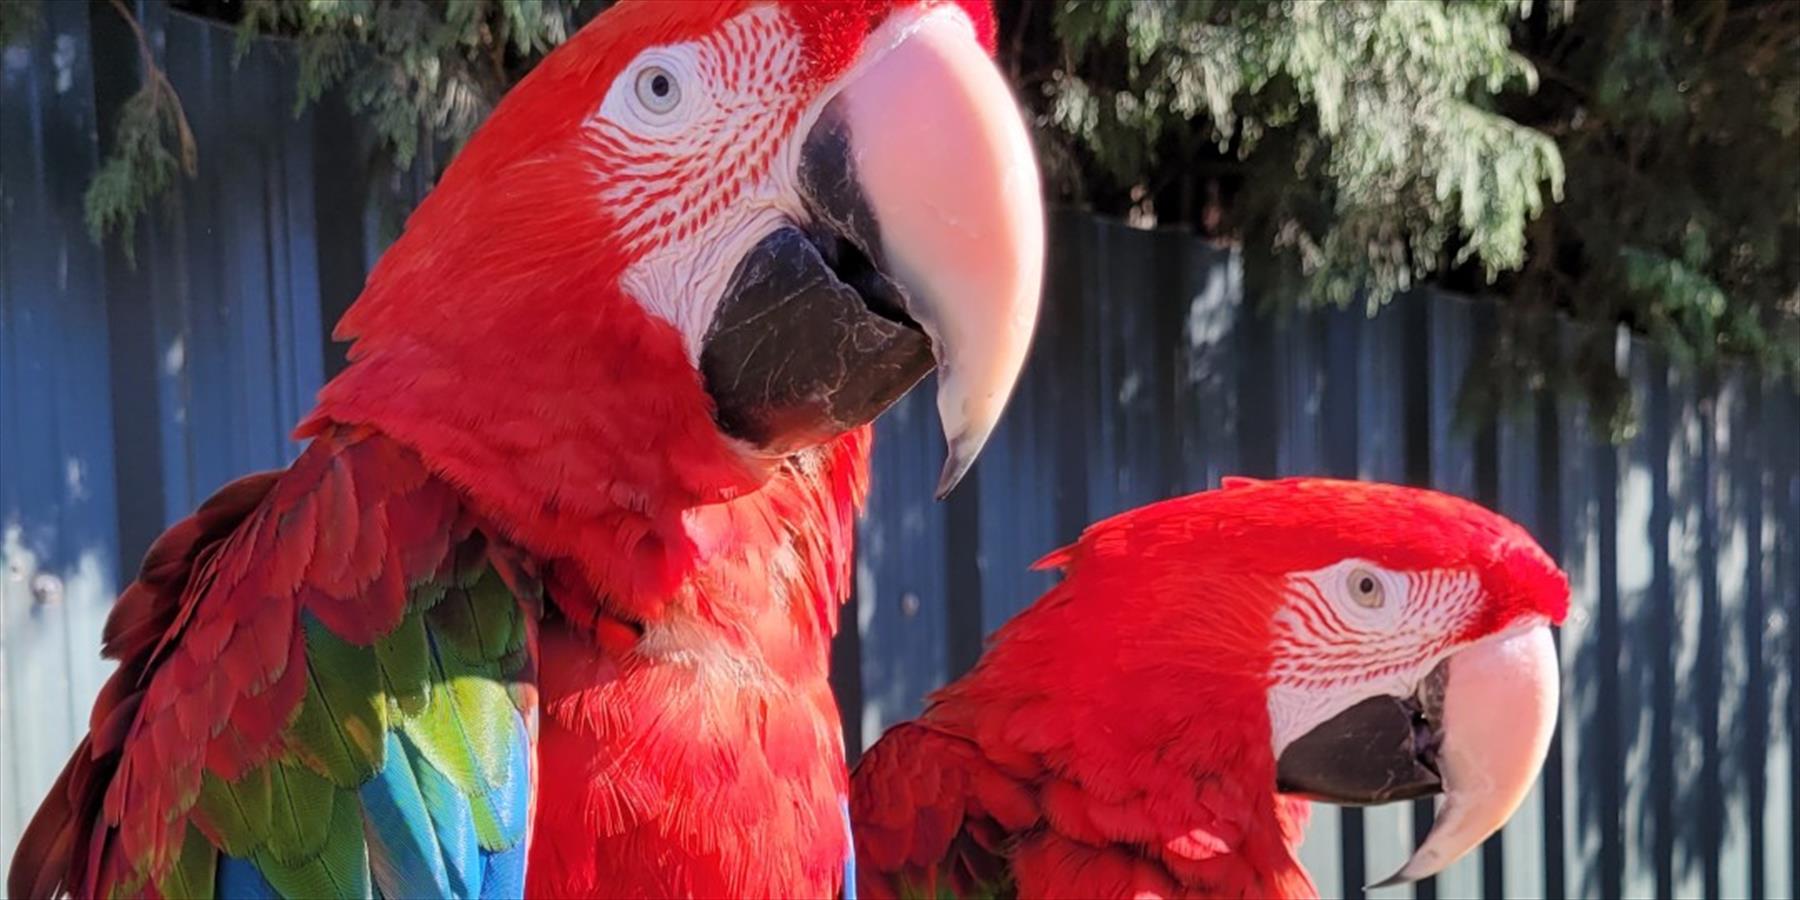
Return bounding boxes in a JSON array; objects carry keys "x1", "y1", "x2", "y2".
[
  {"x1": 408, "y1": 733, "x2": 484, "y2": 897},
  {"x1": 400, "y1": 629, "x2": 516, "y2": 848},
  {"x1": 217, "y1": 854, "x2": 280, "y2": 899},
  {"x1": 479, "y1": 840, "x2": 528, "y2": 899},
  {"x1": 360, "y1": 731, "x2": 454, "y2": 898}
]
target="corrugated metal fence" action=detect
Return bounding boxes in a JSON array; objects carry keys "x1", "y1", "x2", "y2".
[
  {"x1": 2, "y1": 0, "x2": 366, "y2": 876},
  {"x1": 3, "y1": 6, "x2": 1797, "y2": 898},
  {"x1": 847, "y1": 215, "x2": 1800, "y2": 900}
]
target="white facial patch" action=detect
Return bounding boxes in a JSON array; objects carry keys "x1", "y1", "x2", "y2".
[
  {"x1": 583, "y1": 5, "x2": 808, "y2": 360},
  {"x1": 581, "y1": 2, "x2": 976, "y2": 363},
  {"x1": 1265, "y1": 560, "x2": 1483, "y2": 756}
]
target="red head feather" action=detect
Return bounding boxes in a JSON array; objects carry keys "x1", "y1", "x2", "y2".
[
  {"x1": 854, "y1": 478, "x2": 1569, "y2": 898},
  {"x1": 306, "y1": 0, "x2": 1001, "y2": 616}
]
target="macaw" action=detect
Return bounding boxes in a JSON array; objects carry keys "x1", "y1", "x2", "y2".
[
  {"x1": 7, "y1": 1, "x2": 1044, "y2": 897},
  {"x1": 850, "y1": 477, "x2": 1569, "y2": 899}
]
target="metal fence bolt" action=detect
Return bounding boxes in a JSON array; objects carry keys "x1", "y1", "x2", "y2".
[{"x1": 31, "y1": 573, "x2": 64, "y2": 607}]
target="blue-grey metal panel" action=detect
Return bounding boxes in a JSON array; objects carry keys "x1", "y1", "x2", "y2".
[
  {"x1": 1771, "y1": 377, "x2": 1800, "y2": 898},
  {"x1": 1173, "y1": 236, "x2": 1240, "y2": 492},
  {"x1": 1497, "y1": 395, "x2": 1550, "y2": 900},
  {"x1": 147, "y1": 10, "x2": 322, "y2": 514},
  {"x1": 0, "y1": 0, "x2": 121, "y2": 869},
  {"x1": 1556, "y1": 365, "x2": 1612, "y2": 900},
  {"x1": 1084, "y1": 218, "x2": 1170, "y2": 519},
  {"x1": 1422, "y1": 291, "x2": 1485, "y2": 900},
  {"x1": 1617, "y1": 343, "x2": 1672, "y2": 900},
  {"x1": 972, "y1": 212, "x2": 1091, "y2": 635},
  {"x1": 1759, "y1": 374, "x2": 1797, "y2": 900},
  {"x1": 856, "y1": 385, "x2": 952, "y2": 750},
  {"x1": 1666, "y1": 366, "x2": 1711, "y2": 900},
  {"x1": 1714, "y1": 373, "x2": 1755, "y2": 900}
]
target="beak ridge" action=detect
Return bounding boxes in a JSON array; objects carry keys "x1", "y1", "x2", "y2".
[
  {"x1": 1371, "y1": 624, "x2": 1560, "y2": 887},
  {"x1": 828, "y1": 8, "x2": 1044, "y2": 497}
]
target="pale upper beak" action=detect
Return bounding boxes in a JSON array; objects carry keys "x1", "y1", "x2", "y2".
[
  {"x1": 1373, "y1": 624, "x2": 1560, "y2": 886},
  {"x1": 699, "y1": 6, "x2": 1044, "y2": 497},
  {"x1": 826, "y1": 9, "x2": 1045, "y2": 496},
  {"x1": 1276, "y1": 622, "x2": 1561, "y2": 887}
]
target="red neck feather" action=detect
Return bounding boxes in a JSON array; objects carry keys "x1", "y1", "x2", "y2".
[{"x1": 921, "y1": 561, "x2": 1315, "y2": 895}]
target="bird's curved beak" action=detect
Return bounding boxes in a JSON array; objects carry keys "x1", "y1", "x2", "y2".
[
  {"x1": 1275, "y1": 623, "x2": 1560, "y2": 887},
  {"x1": 701, "y1": 6, "x2": 1044, "y2": 497}
]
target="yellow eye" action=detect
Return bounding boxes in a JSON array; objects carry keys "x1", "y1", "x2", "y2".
[
  {"x1": 634, "y1": 65, "x2": 680, "y2": 114},
  {"x1": 1348, "y1": 568, "x2": 1385, "y2": 609}
]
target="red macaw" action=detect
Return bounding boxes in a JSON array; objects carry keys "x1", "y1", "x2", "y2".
[
  {"x1": 7, "y1": 1, "x2": 1044, "y2": 897},
  {"x1": 851, "y1": 477, "x2": 1569, "y2": 899}
]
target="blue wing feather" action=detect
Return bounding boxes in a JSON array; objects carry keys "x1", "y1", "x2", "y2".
[
  {"x1": 473, "y1": 710, "x2": 532, "y2": 898},
  {"x1": 410, "y1": 736, "x2": 486, "y2": 896},
  {"x1": 361, "y1": 731, "x2": 457, "y2": 898},
  {"x1": 216, "y1": 854, "x2": 281, "y2": 900},
  {"x1": 479, "y1": 842, "x2": 529, "y2": 899}
]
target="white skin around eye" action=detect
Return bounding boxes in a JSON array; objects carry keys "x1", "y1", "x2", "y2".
[
  {"x1": 586, "y1": 6, "x2": 809, "y2": 358},
  {"x1": 595, "y1": 45, "x2": 711, "y2": 138},
  {"x1": 1264, "y1": 560, "x2": 1481, "y2": 756}
]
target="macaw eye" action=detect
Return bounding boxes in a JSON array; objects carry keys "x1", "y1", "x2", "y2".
[
  {"x1": 634, "y1": 65, "x2": 681, "y2": 114},
  {"x1": 1348, "y1": 569, "x2": 1385, "y2": 608}
]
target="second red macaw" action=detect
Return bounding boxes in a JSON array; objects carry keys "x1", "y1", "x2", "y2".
[{"x1": 852, "y1": 477, "x2": 1570, "y2": 899}]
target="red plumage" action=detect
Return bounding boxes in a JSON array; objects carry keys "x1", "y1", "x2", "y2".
[
  {"x1": 15, "y1": 1, "x2": 1019, "y2": 896},
  {"x1": 852, "y1": 478, "x2": 1568, "y2": 899}
]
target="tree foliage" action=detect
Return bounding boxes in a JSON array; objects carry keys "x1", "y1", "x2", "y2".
[
  {"x1": 83, "y1": 0, "x2": 199, "y2": 262},
  {"x1": 234, "y1": 0, "x2": 588, "y2": 169},
  {"x1": 0, "y1": 0, "x2": 41, "y2": 48},
  {"x1": 1028, "y1": 0, "x2": 1565, "y2": 308},
  {"x1": 1486, "y1": 0, "x2": 1799, "y2": 430},
  {"x1": 26, "y1": 0, "x2": 1797, "y2": 430}
]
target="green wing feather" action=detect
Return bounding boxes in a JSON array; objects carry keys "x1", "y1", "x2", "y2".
[{"x1": 13, "y1": 432, "x2": 542, "y2": 900}]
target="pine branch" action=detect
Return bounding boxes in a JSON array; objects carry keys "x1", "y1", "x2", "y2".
[{"x1": 84, "y1": 0, "x2": 198, "y2": 260}]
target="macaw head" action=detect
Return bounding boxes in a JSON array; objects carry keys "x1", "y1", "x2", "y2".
[
  {"x1": 317, "y1": 0, "x2": 1042, "y2": 509},
  {"x1": 1029, "y1": 477, "x2": 1570, "y2": 886}
]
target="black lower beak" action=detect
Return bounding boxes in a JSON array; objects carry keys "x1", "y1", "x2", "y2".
[
  {"x1": 698, "y1": 101, "x2": 932, "y2": 456},
  {"x1": 1275, "y1": 663, "x2": 1449, "y2": 805}
]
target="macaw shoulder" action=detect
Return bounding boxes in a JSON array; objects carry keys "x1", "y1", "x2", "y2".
[
  {"x1": 9, "y1": 427, "x2": 543, "y2": 898},
  {"x1": 850, "y1": 722, "x2": 1037, "y2": 899}
]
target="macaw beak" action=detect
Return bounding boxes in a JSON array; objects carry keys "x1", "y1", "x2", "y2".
[
  {"x1": 700, "y1": 6, "x2": 1044, "y2": 497},
  {"x1": 1275, "y1": 623, "x2": 1560, "y2": 887}
]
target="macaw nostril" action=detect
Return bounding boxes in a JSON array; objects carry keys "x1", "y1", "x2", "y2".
[
  {"x1": 1411, "y1": 707, "x2": 1443, "y2": 776},
  {"x1": 824, "y1": 234, "x2": 918, "y2": 331},
  {"x1": 1412, "y1": 657, "x2": 1451, "y2": 765}
]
